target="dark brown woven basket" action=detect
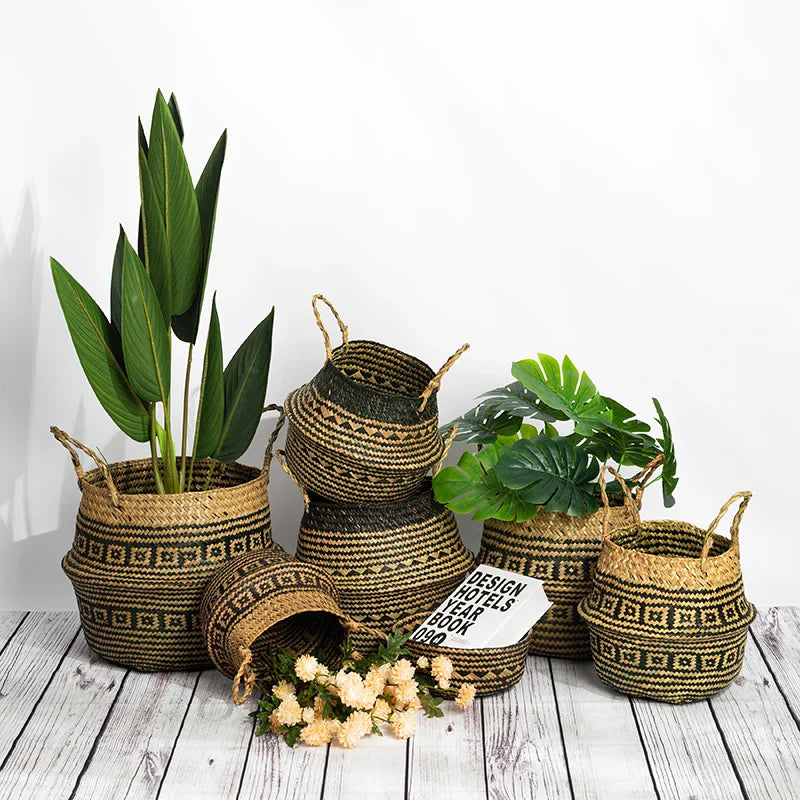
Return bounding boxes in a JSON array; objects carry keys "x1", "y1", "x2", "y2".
[
  {"x1": 293, "y1": 475, "x2": 475, "y2": 651},
  {"x1": 201, "y1": 549, "x2": 530, "y2": 703},
  {"x1": 478, "y1": 458, "x2": 661, "y2": 659},
  {"x1": 54, "y1": 411, "x2": 284, "y2": 672},
  {"x1": 578, "y1": 470, "x2": 756, "y2": 704},
  {"x1": 284, "y1": 295, "x2": 468, "y2": 503}
]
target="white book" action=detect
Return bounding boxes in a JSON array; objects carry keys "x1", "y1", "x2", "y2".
[{"x1": 409, "y1": 564, "x2": 552, "y2": 650}]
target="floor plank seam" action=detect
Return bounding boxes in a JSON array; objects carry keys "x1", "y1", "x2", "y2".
[
  {"x1": 318, "y1": 739, "x2": 332, "y2": 800},
  {"x1": 628, "y1": 697, "x2": 662, "y2": 800},
  {"x1": 234, "y1": 707, "x2": 257, "y2": 800},
  {"x1": 0, "y1": 625, "x2": 81, "y2": 774},
  {"x1": 748, "y1": 629, "x2": 800, "y2": 733},
  {"x1": 706, "y1": 699, "x2": 750, "y2": 800},
  {"x1": 402, "y1": 734, "x2": 410, "y2": 800},
  {"x1": 67, "y1": 668, "x2": 131, "y2": 800},
  {"x1": 0, "y1": 613, "x2": 30, "y2": 663},
  {"x1": 479, "y1": 697, "x2": 489, "y2": 800},
  {"x1": 153, "y1": 670, "x2": 202, "y2": 800},
  {"x1": 547, "y1": 658, "x2": 576, "y2": 800}
]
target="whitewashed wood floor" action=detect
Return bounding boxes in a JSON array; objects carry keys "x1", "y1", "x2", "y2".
[{"x1": 0, "y1": 608, "x2": 798, "y2": 800}]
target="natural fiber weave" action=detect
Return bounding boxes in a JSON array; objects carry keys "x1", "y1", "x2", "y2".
[
  {"x1": 55, "y1": 411, "x2": 283, "y2": 672},
  {"x1": 284, "y1": 295, "x2": 468, "y2": 503},
  {"x1": 295, "y1": 478, "x2": 475, "y2": 651},
  {"x1": 578, "y1": 473, "x2": 756, "y2": 703}
]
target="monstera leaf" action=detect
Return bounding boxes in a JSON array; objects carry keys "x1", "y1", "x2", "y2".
[
  {"x1": 494, "y1": 435, "x2": 600, "y2": 516},
  {"x1": 511, "y1": 355, "x2": 612, "y2": 436},
  {"x1": 432, "y1": 446, "x2": 539, "y2": 522},
  {"x1": 653, "y1": 397, "x2": 678, "y2": 507},
  {"x1": 479, "y1": 381, "x2": 566, "y2": 422},
  {"x1": 442, "y1": 402, "x2": 522, "y2": 444},
  {"x1": 586, "y1": 428, "x2": 661, "y2": 468}
]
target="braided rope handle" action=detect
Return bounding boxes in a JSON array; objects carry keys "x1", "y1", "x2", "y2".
[
  {"x1": 261, "y1": 405, "x2": 287, "y2": 474},
  {"x1": 232, "y1": 646, "x2": 257, "y2": 705},
  {"x1": 433, "y1": 425, "x2": 458, "y2": 477},
  {"x1": 629, "y1": 453, "x2": 664, "y2": 510},
  {"x1": 418, "y1": 343, "x2": 470, "y2": 412},
  {"x1": 312, "y1": 294, "x2": 349, "y2": 362},
  {"x1": 701, "y1": 491, "x2": 752, "y2": 561},
  {"x1": 598, "y1": 464, "x2": 641, "y2": 539},
  {"x1": 274, "y1": 450, "x2": 311, "y2": 511},
  {"x1": 50, "y1": 426, "x2": 120, "y2": 507}
]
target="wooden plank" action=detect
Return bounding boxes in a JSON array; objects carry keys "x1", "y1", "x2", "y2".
[
  {"x1": 324, "y1": 731, "x2": 406, "y2": 800},
  {"x1": 631, "y1": 696, "x2": 743, "y2": 799},
  {"x1": 483, "y1": 657, "x2": 571, "y2": 800},
  {"x1": 238, "y1": 712, "x2": 328, "y2": 800},
  {"x1": 751, "y1": 606, "x2": 800, "y2": 722},
  {"x1": 709, "y1": 635, "x2": 800, "y2": 799},
  {"x1": 70, "y1": 669, "x2": 200, "y2": 800},
  {"x1": 0, "y1": 633, "x2": 126, "y2": 800},
  {"x1": 0, "y1": 612, "x2": 28, "y2": 652},
  {"x1": 156, "y1": 670, "x2": 254, "y2": 799},
  {"x1": 0, "y1": 611, "x2": 81, "y2": 765},
  {"x1": 407, "y1": 696, "x2": 486, "y2": 800},
  {"x1": 550, "y1": 658, "x2": 656, "y2": 800}
]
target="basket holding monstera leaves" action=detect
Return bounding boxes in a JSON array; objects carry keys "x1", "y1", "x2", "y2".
[
  {"x1": 50, "y1": 90, "x2": 281, "y2": 671},
  {"x1": 432, "y1": 354, "x2": 677, "y2": 658}
]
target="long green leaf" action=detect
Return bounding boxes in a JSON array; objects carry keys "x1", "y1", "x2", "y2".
[
  {"x1": 167, "y1": 93, "x2": 184, "y2": 142},
  {"x1": 51, "y1": 257, "x2": 150, "y2": 441},
  {"x1": 110, "y1": 226, "x2": 125, "y2": 335},
  {"x1": 137, "y1": 119, "x2": 148, "y2": 262},
  {"x1": 194, "y1": 294, "x2": 225, "y2": 457},
  {"x1": 214, "y1": 308, "x2": 275, "y2": 462},
  {"x1": 511, "y1": 355, "x2": 612, "y2": 436},
  {"x1": 494, "y1": 435, "x2": 599, "y2": 516},
  {"x1": 147, "y1": 90, "x2": 203, "y2": 316},
  {"x1": 120, "y1": 237, "x2": 171, "y2": 403},
  {"x1": 173, "y1": 130, "x2": 227, "y2": 343},
  {"x1": 653, "y1": 397, "x2": 678, "y2": 507},
  {"x1": 480, "y1": 381, "x2": 566, "y2": 422},
  {"x1": 138, "y1": 146, "x2": 173, "y2": 320}
]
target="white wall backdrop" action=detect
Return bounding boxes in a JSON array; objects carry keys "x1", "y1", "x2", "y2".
[{"x1": 1, "y1": 1, "x2": 798, "y2": 609}]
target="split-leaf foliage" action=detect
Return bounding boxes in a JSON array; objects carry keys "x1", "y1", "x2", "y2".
[{"x1": 51, "y1": 90, "x2": 274, "y2": 493}]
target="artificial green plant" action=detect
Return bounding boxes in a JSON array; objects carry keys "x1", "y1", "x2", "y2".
[
  {"x1": 51, "y1": 90, "x2": 274, "y2": 494},
  {"x1": 432, "y1": 354, "x2": 678, "y2": 522}
]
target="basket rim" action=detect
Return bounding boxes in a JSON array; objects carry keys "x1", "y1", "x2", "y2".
[
  {"x1": 305, "y1": 477, "x2": 436, "y2": 513},
  {"x1": 78, "y1": 457, "x2": 266, "y2": 501},
  {"x1": 605, "y1": 521, "x2": 736, "y2": 564}
]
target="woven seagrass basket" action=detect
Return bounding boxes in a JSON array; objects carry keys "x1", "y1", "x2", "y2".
[
  {"x1": 55, "y1": 409, "x2": 285, "y2": 672},
  {"x1": 578, "y1": 469, "x2": 756, "y2": 704},
  {"x1": 290, "y1": 464, "x2": 475, "y2": 652},
  {"x1": 201, "y1": 548, "x2": 530, "y2": 702},
  {"x1": 284, "y1": 294, "x2": 469, "y2": 503},
  {"x1": 478, "y1": 458, "x2": 662, "y2": 659}
]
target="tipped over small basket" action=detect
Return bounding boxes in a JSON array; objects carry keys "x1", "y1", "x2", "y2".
[{"x1": 578, "y1": 470, "x2": 756, "y2": 704}]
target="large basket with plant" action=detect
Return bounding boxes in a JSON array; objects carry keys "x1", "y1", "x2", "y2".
[
  {"x1": 433, "y1": 353, "x2": 678, "y2": 658},
  {"x1": 50, "y1": 91, "x2": 278, "y2": 670},
  {"x1": 577, "y1": 473, "x2": 756, "y2": 704},
  {"x1": 284, "y1": 295, "x2": 469, "y2": 503},
  {"x1": 285, "y1": 443, "x2": 474, "y2": 650}
]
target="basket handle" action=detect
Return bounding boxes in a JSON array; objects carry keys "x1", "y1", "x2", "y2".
[
  {"x1": 50, "y1": 426, "x2": 120, "y2": 507},
  {"x1": 700, "y1": 491, "x2": 752, "y2": 561},
  {"x1": 261, "y1": 405, "x2": 287, "y2": 474},
  {"x1": 274, "y1": 450, "x2": 311, "y2": 511},
  {"x1": 598, "y1": 464, "x2": 641, "y2": 539},
  {"x1": 418, "y1": 343, "x2": 470, "y2": 412},
  {"x1": 433, "y1": 425, "x2": 458, "y2": 477},
  {"x1": 232, "y1": 646, "x2": 256, "y2": 705},
  {"x1": 312, "y1": 294, "x2": 349, "y2": 362}
]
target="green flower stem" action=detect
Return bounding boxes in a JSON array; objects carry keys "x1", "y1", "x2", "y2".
[
  {"x1": 161, "y1": 398, "x2": 180, "y2": 493},
  {"x1": 149, "y1": 408, "x2": 166, "y2": 495},
  {"x1": 179, "y1": 342, "x2": 194, "y2": 492}
]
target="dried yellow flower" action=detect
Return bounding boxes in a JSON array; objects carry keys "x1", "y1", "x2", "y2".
[
  {"x1": 389, "y1": 658, "x2": 415, "y2": 685},
  {"x1": 268, "y1": 708, "x2": 282, "y2": 734},
  {"x1": 272, "y1": 680, "x2": 295, "y2": 701},
  {"x1": 390, "y1": 709, "x2": 419, "y2": 740},
  {"x1": 372, "y1": 698, "x2": 392, "y2": 722},
  {"x1": 416, "y1": 656, "x2": 429, "y2": 669},
  {"x1": 313, "y1": 695, "x2": 326, "y2": 719},
  {"x1": 294, "y1": 654, "x2": 320, "y2": 682},
  {"x1": 455, "y1": 683, "x2": 477, "y2": 710},
  {"x1": 302, "y1": 706, "x2": 316, "y2": 724},
  {"x1": 336, "y1": 711, "x2": 371, "y2": 748},
  {"x1": 299, "y1": 718, "x2": 335, "y2": 747},
  {"x1": 337, "y1": 671, "x2": 376, "y2": 710},
  {"x1": 363, "y1": 667, "x2": 386, "y2": 696},
  {"x1": 431, "y1": 655, "x2": 453, "y2": 689},
  {"x1": 392, "y1": 679, "x2": 419, "y2": 710},
  {"x1": 275, "y1": 696, "x2": 303, "y2": 727}
]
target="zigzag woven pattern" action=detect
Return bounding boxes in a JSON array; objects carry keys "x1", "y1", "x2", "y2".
[
  {"x1": 479, "y1": 504, "x2": 635, "y2": 658},
  {"x1": 296, "y1": 481, "x2": 474, "y2": 650},
  {"x1": 61, "y1": 458, "x2": 273, "y2": 672},
  {"x1": 577, "y1": 511, "x2": 756, "y2": 703}
]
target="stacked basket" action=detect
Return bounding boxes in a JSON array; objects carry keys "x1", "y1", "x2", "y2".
[{"x1": 282, "y1": 296, "x2": 475, "y2": 651}]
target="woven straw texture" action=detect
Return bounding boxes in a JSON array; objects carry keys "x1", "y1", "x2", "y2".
[
  {"x1": 296, "y1": 479, "x2": 475, "y2": 651},
  {"x1": 283, "y1": 295, "x2": 468, "y2": 503},
  {"x1": 55, "y1": 414, "x2": 282, "y2": 673},
  {"x1": 479, "y1": 503, "x2": 635, "y2": 658},
  {"x1": 578, "y1": 484, "x2": 756, "y2": 704}
]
